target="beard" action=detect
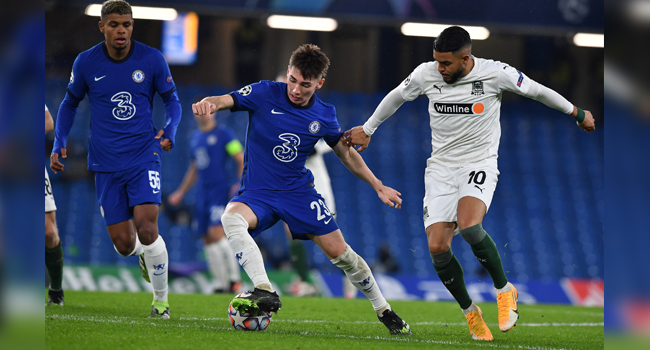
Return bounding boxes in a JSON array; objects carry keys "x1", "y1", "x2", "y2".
[{"x1": 442, "y1": 67, "x2": 465, "y2": 84}]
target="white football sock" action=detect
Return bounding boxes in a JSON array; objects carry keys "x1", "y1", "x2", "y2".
[
  {"x1": 142, "y1": 235, "x2": 169, "y2": 303},
  {"x1": 215, "y1": 236, "x2": 241, "y2": 283},
  {"x1": 113, "y1": 234, "x2": 144, "y2": 257},
  {"x1": 222, "y1": 212, "x2": 270, "y2": 291},
  {"x1": 330, "y1": 245, "x2": 388, "y2": 316},
  {"x1": 204, "y1": 241, "x2": 228, "y2": 289}
]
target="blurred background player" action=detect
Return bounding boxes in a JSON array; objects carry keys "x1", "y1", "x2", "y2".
[
  {"x1": 49, "y1": 0, "x2": 182, "y2": 318},
  {"x1": 168, "y1": 103, "x2": 244, "y2": 294},
  {"x1": 344, "y1": 26, "x2": 595, "y2": 341},
  {"x1": 45, "y1": 104, "x2": 64, "y2": 306},
  {"x1": 194, "y1": 44, "x2": 411, "y2": 335},
  {"x1": 275, "y1": 71, "x2": 357, "y2": 299}
]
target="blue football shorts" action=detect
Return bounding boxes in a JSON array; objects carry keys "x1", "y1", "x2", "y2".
[
  {"x1": 230, "y1": 187, "x2": 339, "y2": 240},
  {"x1": 193, "y1": 183, "x2": 231, "y2": 235},
  {"x1": 95, "y1": 161, "x2": 162, "y2": 226}
]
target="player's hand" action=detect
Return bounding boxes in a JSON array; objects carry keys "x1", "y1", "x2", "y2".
[
  {"x1": 578, "y1": 110, "x2": 595, "y2": 133},
  {"x1": 168, "y1": 190, "x2": 183, "y2": 206},
  {"x1": 192, "y1": 100, "x2": 216, "y2": 116},
  {"x1": 376, "y1": 184, "x2": 402, "y2": 209},
  {"x1": 50, "y1": 148, "x2": 67, "y2": 174},
  {"x1": 342, "y1": 126, "x2": 371, "y2": 153},
  {"x1": 156, "y1": 129, "x2": 173, "y2": 151}
]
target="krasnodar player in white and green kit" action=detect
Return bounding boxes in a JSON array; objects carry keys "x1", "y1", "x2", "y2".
[{"x1": 344, "y1": 26, "x2": 595, "y2": 341}]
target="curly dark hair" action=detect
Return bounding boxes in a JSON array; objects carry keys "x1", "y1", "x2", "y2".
[
  {"x1": 101, "y1": 0, "x2": 132, "y2": 20},
  {"x1": 288, "y1": 44, "x2": 330, "y2": 80}
]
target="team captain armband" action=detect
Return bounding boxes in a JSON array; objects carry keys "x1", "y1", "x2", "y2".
[{"x1": 574, "y1": 108, "x2": 585, "y2": 123}]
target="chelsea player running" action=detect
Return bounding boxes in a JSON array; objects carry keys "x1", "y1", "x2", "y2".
[
  {"x1": 49, "y1": 0, "x2": 181, "y2": 319},
  {"x1": 193, "y1": 44, "x2": 411, "y2": 335}
]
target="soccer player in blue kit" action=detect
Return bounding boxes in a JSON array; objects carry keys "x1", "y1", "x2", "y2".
[
  {"x1": 193, "y1": 44, "x2": 412, "y2": 335},
  {"x1": 168, "y1": 107, "x2": 244, "y2": 294},
  {"x1": 49, "y1": 0, "x2": 181, "y2": 319}
]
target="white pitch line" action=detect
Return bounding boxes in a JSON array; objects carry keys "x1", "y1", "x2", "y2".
[
  {"x1": 46, "y1": 314, "x2": 596, "y2": 350},
  {"x1": 47, "y1": 314, "x2": 603, "y2": 328}
]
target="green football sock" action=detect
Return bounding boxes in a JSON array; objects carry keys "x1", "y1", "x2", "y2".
[
  {"x1": 45, "y1": 241, "x2": 64, "y2": 291},
  {"x1": 289, "y1": 240, "x2": 313, "y2": 284},
  {"x1": 431, "y1": 250, "x2": 472, "y2": 310},
  {"x1": 461, "y1": 224, "x2": 508, "y2": 289}
]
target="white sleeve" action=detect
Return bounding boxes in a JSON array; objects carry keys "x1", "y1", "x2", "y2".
[
  {"x1": 498, "y1": 65, "x2": 573, "y2": 114},
  {"x1": 362, "y1": 64, "x2": 427, "y2": 136},
  {"x1": 45, "y1": 104, "x2": 49, "y2": 111},
  {"x1": 525, "y1": 81, "x2": 574, "y2": 114},
  {"x1": 362, "y1": 87, "x2": 407, "y2": 136}
]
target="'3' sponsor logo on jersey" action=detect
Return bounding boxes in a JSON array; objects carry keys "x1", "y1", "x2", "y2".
[
  {"x1": 273, "y1": 133, "x2": 300, "y2": 162},
  {"x1": 111, "y1": 91, "x2": 137, "y2": 120}
]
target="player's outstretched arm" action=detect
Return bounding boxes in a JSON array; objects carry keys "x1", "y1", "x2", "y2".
[
  {"x1": 342, "y1": 87, "x2": 406, "y2": 152},
  {"x1": 168, "y1": 161, "x2": 197, "y2": 206},
  {"x1": 332, "y1": 141, "x2": 402, "y2": 209},
  {"x1": 193, "y1": 95, "x2": 235, "y2": 117}
]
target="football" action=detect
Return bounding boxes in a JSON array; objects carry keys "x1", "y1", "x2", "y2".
[{"x1": 228, "y1": 292, "x2": 273, "y2": 331}]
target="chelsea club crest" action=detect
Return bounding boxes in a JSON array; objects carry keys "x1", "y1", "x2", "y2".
[
  {"x1": 132, "y1": 70, "x2": 145, "y2": 83},
  {"x1": 309, "y1": 121, "x2": 321, "y2": 134}
]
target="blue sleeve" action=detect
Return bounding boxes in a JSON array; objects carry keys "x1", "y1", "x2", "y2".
[
  {"x1": 67, "y1": 54, "x2": 87, "y2": 101},
  {"x1": 52, "y1": 92, "x2": 81, "y2": 156},
  {"x1": 323, "y1": 107, "x2": 342, "y2": 148},
  {"x1": 152, "y1": 49, "x2": 176, "y2": 98},
  {"x1": 229, "y1": 81, "x2": 271, "y2": 113},
  {"x1": 161, "y1": 90, "x2": 182, "y2": 148}
]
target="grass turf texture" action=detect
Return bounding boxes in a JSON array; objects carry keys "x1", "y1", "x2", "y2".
[{"x1": 46, "y1": 291, "x2": 603, "y2": 350}]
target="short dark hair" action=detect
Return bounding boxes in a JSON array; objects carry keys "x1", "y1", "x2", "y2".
[
  {"x1": 101, "y1": 0, "x2": 132, "y2": 20},
  {"x1": 434, "y1": 26, "x2": 471, "y2": 53},
  {"x1": 288, "y1": 44, "x2": 330, "y2": 80}
]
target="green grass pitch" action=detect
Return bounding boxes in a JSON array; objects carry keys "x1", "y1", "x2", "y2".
[{"x1": 46, "y1": 291, "x2": 603, "y2": 349}]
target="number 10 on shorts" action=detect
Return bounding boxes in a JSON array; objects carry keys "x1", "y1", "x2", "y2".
[{"x1": 148, "y1": 170, "x2": 161, "y2": 191}]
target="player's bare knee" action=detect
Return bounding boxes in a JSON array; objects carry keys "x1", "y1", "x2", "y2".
[
  {"x1": 45, "y1": 225, "x2": 60, "y2": 248},
  {"x1": 135, "y1": 220, "x2": 158, "y2": 245},
  {"x1": 113, "y1": 238, "x2": 135, "y2": 256},
  {"x1": 429, "y1": 241, "x2": 451, "y2": 255}
]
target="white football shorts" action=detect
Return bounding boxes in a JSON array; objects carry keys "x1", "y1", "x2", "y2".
[
  {"x1": 45, "y1": 167, "x2": 57, "y2": 212},
  {"x1": 422, "y1": 158, "x2": 499, "y2": 231}
]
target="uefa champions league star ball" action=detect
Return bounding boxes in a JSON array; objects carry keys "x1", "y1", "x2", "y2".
[{"x1": 228, "y1": 292, "x2": 273, "y2": 331}]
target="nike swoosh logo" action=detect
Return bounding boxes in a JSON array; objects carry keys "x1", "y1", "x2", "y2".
[
  {"x1": 271, "y1": 109, "x2": 284, "y2": 114},
  {"x1": 324, "y1": 217, "x2": 332, "y2": 224},
  {"x1": 95, "y1": 75, "x2": 106, "y2": 81},
  {"x1": 153, "y1": 271, "x2": 165, "y2": 276},
  {"x1": 153, "y1": 190, "x2": 160, "y2": 194}
]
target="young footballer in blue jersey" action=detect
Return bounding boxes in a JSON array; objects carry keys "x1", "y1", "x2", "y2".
[
  {"x1": 193, "y1": 44, "x2": 412, "y2": 335},
  {"x1": 49, "y1": 0, "x2": 181, "y2": 319},
  {"x1": 168, "y1": 107, "x2": 244, "y2": 294}
]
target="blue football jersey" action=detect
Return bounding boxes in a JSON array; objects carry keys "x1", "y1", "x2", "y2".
[
  {"x1": 229, "y1": 80, "x2": 342, "y2": 191},
  {"x1": 66, "y1": 40, "x2": 176, "y2": 172},
  {"x1": 189, "y1": 125, "x2": 241, "y2": 188}
]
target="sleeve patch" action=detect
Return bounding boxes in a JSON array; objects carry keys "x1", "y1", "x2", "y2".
[
  {"x1": 237, "y1": 85, "x2": 252, "y2": 96},
  {"x1": 516, "y1": 70, "x2": 524, "y2": 87}
]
